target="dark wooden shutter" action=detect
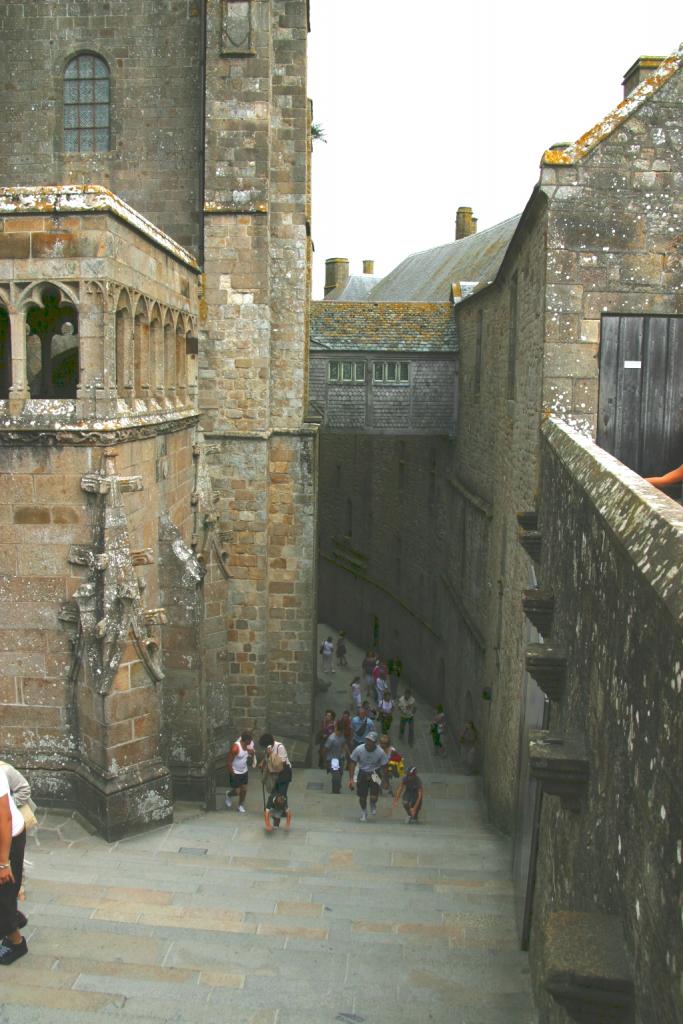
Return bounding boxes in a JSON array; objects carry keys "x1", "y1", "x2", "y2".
[{"x1": 597, "y1": 315, "x2": 683, "y2": 476}]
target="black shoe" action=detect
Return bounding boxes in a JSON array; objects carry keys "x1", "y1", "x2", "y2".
[{"x1": 0, "y1": 938, "x2": 27, "y2": 965}]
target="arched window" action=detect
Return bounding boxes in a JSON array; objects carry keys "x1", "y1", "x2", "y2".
[
  {"x1": 64, "y1": 53, "x2": 110, "y2": 153},
  {"x1": 26, "y1": 285, "x2": 79, "y2": 399}
]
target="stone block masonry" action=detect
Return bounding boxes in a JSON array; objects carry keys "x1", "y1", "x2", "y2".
[{"x1": 529, "y1": 419, "x2": 682, "y2": 1024}]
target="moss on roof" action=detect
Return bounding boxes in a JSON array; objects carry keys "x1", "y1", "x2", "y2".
[{"x1": 310, "y1": 302, "x2": 458, "y2": 353}]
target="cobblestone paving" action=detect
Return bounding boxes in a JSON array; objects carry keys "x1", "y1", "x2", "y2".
[{"x1": 4, "y1": 629, "x2": 536, "y2": 1023}]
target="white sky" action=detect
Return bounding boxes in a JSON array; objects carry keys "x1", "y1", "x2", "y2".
[{"x1": 308, "y1": 0, "x2": 682, "y2": 298}]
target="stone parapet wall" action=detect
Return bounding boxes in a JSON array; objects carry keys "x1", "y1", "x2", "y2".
[{"x1": 528, "y1": 417, "x2": 682, "y2": 1023}]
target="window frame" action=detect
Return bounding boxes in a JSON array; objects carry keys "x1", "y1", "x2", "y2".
[
  {"x1": 63, "y1": 52, "x2": 111, "y2": 154},
  {"x1": 327, "y1": 359, "x2": 366, "y2": 384},
  {"x1": 372, "y1": 360, "x2": 410, "y2": 386}
]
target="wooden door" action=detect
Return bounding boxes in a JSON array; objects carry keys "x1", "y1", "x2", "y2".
[{"x1": 597, "y1": 315, "x2": 683, "y2": 476}]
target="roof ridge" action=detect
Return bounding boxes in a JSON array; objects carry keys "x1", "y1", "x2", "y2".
[{"x1": 543, "y1": 43, "x2": 683, "y2": 166}]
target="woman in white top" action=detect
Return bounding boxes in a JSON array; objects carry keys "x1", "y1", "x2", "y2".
[{"x1": 0, "y1": 767, "x2": 28, "y2": 964}]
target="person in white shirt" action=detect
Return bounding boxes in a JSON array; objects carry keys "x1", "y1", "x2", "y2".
[
  {"x1": 320, "y1": 636, "x2": 334, "y2": 674},
  {"x1": 225, "y1": 731, "x2": 255, "y2": 813},
  {"x1": 0, "y1": 768, "x2": 28, "y2": 965},
  {"x1": 349, "y1": 731, "x2": 388, "y2": 822}
]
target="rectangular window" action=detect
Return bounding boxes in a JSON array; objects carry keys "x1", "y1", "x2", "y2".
[
  {"x1": 372, "y1": 361, "x2": 410, "y2": 385},
  {"x1": 328, "y1": 360, "x2": 366, "y2": 383}
]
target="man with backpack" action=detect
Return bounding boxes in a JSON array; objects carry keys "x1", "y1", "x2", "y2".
[{"x1": 258, "y1": 733, "x2": 293, "y2": 831}]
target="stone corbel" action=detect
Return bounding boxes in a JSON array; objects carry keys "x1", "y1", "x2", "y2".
[
  {"x1": 543, "y1": 912, "x2": 635, "y2": 1023},
  {"x1": 525, "y1": 643, "x2": 567, "y2": 701},
  {"x1": 517, "y1": 510, "x2": 542, "y2": 564},
  {"x1": 529, "y1": 731, "x2": 589, "y2": 812},
  {"x1": 522, "y1": 589, "x2": 555, "y2": 637}
]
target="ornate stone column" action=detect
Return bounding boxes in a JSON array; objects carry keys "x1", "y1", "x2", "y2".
[{"x1": 8, "y1": 306, "x2": 29, "y2": 415}]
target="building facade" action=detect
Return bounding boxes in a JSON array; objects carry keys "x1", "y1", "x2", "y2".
[{"x1": 0, "y1": 0, "x2": 316, "y2": 839}]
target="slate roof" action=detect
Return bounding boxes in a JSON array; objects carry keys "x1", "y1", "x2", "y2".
[
  {"x1": 366, "y1": 215, "x2": 521, "y2": 302},
  {"x1": 310, "y1": 302, "x2": 458, "y2": 353},
  {"x1": 324, "y1": 274, "x2": 383, "y2": 301}
]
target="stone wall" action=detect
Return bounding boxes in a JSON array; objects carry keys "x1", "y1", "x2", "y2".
[
  {"x1": 528, "y1": 418, "x2": 682, "y2": 1024},
  {"x1": 318, "y1": 432, "x2": 484, "y2": 734},
  {"x1": 451, "y1": 199, "x2": 549, "y2": 832},
  {"x1": 200, "y1": 0, "x2": 316, "y2": 746},
  {"x1": 540, "y1": 61, "x2": 683, "y2": 431},
  {"x1": 0, "y1": 0, "x2": 202, "y2": 253}
]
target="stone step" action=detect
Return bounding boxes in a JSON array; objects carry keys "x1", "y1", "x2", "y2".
[{"x1": 10, "y1": 768, "x2": 536, "y2": 1023}]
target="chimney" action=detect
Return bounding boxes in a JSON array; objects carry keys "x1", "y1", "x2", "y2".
[
  {"x1": 362, "y1": 260, "x2": 374, "y2": 275},
  {"x1": 622, "y1": 56, "x2": 665, "y2": 98},
  {"x1": 324, "y1": 257, "x2": 350, "y2": 296},
  {"x1": 455, "y1": 207, "x2": 478, "y2": 241}
]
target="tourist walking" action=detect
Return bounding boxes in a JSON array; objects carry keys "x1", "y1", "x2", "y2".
[
  {"x1": 0, "y1": 767, "x2": 28, "y2": 965},
  {"x1": 324, "y1": 722, "x2": 350, "y2": 794},
  {"x1": 317, "y1": 708, "x2": 336, "y2": 767},
  {"x1": 258, "y1": 733, "x2": 293, "y2": 831},
  {"x1": 387, "y1": 656, "x2": 403, "y2": 701},
  {"x1": 430, "y1": 705, "x2": 446, "y2": 754},
  {"x1": 362, "y1": 651, "x2": 376, "y2": 698},
  {"x1": 351, "y1": 706, "x2": 376, "y2": 748},
  {"x1": 398, "y1": 688, "x2": 416, "y2": 746},
  {"x1": 350, "y1": 677, "x2": 362, "y2": 711},
  {"x1": 337, "y1": 709, "x2": 353, "y2": 750},
  {"x1": 393, "y1": 766, "x2": 424, "y2": 824},
  {"x1": 225, "y1": 730, "x2": 256, "y2": 813},
  {"x1": 378, "y1": 734, "x2": 402, "y2": 795},
  {"x1": 373, "y1": 660, "x2": 388, "y2": 705},
  {"x1": 349, "y1": 731, "x2": 388, "y2": 822},
  {"x1": 459, "y1": 720, "x2": 479, "y2": 775},
  {"x1": 378, "y1": 692, "x2": 394, "y2": 734},
  {"x1": 336, "y1": 632, "x2": 348, "y2": 668},
  {"x1": 0, "y1": 761, "x2": 37, "y2": 904},
  {"x1": 320, "y1": 636, "x2": 335, "y2": 674}
]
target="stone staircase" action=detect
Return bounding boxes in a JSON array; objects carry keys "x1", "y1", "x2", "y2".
[{"x1": 6, "y1": 768, "x2": 536, "y2": 1024}]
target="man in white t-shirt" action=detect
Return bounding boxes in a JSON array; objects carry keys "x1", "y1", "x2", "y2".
[
  {"x1": 349, "y1": 731, "x2": 388, "y2": 822},
  {"x1": 0, "y1": 768, "x2": 28, "y2": 965}
]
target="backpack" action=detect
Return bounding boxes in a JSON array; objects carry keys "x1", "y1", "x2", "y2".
[{"x1": 268, "y1": 745, "x2": 286, "y2": 773}]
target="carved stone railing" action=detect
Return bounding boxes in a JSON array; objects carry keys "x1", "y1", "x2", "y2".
[
  {"x1": 544, "y1": 911, "x2": 635, "y2": 1023},
  {"x1": 529, "y1": 731, "x2": 589, "y2": 812}
]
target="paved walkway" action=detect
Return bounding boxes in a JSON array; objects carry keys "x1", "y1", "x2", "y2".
[{"x1": 5, "y1": 630, "x2": 536, "y2": 1024}]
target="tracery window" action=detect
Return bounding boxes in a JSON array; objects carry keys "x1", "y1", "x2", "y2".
[{"x1": 64, "y1": 54, "x2": 110, "y2": 153}]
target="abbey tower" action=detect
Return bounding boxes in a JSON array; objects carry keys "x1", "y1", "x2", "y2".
[{"x1": 0, "y1": 0, "x2": 316, "y2": 838}]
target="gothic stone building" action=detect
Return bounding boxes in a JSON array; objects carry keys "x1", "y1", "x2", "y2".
[{"x1": 0, "y1": 0, "x2": 316, "y2": 839}]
